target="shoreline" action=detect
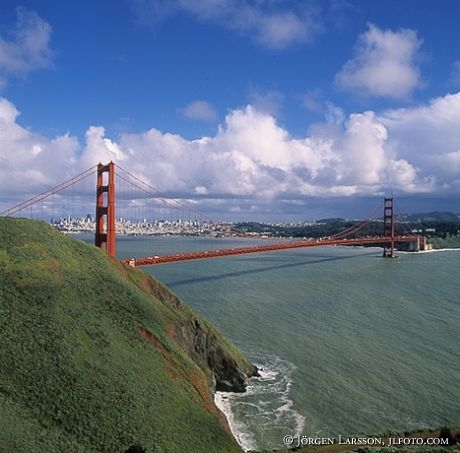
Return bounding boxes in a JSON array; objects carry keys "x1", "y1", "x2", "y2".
[
  {"x1": 214, "y1": 360, "x2": 306, "y2": 452},
  {"x1": 215, "y1": 373, "x2": 459, "y2": 453},
  {"x1": 215, "y1": 391, "x2": 256, "y2": 452}
]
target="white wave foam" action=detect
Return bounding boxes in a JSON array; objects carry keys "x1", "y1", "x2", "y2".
[
  {"x1": 214, "y1": 354, "x2": 306, "y2": 451},
  {"x1": 215, "y1": 391, "x2": 257, "y2": 452},
  {"x1": 419, "y1": 247, "x2": 460, "y2": 253},
  {"x1": 397, "y1": 247, "x2": 460, "y2": 255},
  {"x1": 256, "y1": 368, "x2": 278, "y2": 380}
]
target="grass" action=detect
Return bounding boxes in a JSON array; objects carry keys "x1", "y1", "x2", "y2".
[{"x1": 0, "y1": 218, "x2": 247, "y2": 453}]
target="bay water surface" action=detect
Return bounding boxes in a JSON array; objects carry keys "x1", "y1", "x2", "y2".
[{"x1": 106, "y1": 235, "x2": 460, "y2": 451}]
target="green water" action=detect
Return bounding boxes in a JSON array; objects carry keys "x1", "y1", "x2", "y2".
[{"x1": 114, "y1": 236, "x2": 460, "y2": 451}]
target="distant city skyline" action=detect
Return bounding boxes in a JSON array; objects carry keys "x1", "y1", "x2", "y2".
[{"x1": 1, "y1": 1, "x2": 460, "y2": 221}]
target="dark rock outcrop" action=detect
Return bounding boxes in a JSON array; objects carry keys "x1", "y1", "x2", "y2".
[
  {"x1": 174, "y1": 317, "x2": 259, "y2": 393},
  {"x1": 137, "y1": 273, "x2": 259, "y2": 393}
]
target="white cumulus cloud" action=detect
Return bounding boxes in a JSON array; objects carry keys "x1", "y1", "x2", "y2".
[
  {"x1": 2, "y1": 91, "x2": 460, "y2": 217},
  {"x1": 0, "y1": 98, "x2": 79, "y2": 201},
  {"x1": 248, "y1": 88, "x2": 284, "y2": 117},
  {"x1": 336, "y1": 23, "x2": 423, "y2": 99},
  {"x1": 378, "y1": 92, "x2": 460, "y2": 190},
  {"x1": 130, "y1": 0, "x2": 319, "y2": 49},
  {"x1": 0, "y1": 7, "x2": 54, "y2": 87},
  {"x1": 179, "y1": 100, "x2": 218, "y2": 122}
]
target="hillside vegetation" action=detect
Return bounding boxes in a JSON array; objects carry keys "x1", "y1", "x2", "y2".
[{"x1": 0, "y1": 218, "x2": 256, "y2": 453}]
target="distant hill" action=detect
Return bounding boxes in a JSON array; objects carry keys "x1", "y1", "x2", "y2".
[
  {"x1": 315, "y1": 218, "x2": 346, "y2": 224},
  {"x1": 0, "y1": 218, "x2": 256, "y2": 453},
  {"x1": 402, "y1": 211, "x2": 460, "y2": 222}
]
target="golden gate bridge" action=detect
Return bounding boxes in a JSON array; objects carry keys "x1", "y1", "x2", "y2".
[{"x1": 0, "y1": 162, "x2": 425, "y2": 266}]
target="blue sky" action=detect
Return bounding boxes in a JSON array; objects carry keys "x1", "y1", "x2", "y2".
[{"x1": 1, "y1": 0, "x2": 460, "y2": 220}]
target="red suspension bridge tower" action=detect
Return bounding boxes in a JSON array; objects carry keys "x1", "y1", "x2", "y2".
[
  {"x1": 95, "y1": 162, "x2": 116, "y2": 257},
  {"x1": 383, "y1": 197, "x2": 395, "y2": 258}
]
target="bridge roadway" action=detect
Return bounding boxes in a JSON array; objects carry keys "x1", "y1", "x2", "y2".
[{"x1": 123, "y1": 235, "x2": 422, "y2": 267}]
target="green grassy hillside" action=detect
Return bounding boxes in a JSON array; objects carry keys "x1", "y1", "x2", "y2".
[{"x1": 0, "y1": 218, "x2": 255, "y2": 453}]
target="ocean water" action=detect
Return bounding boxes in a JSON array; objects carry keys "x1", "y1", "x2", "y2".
[{"x1": 111, "y1": 236, "x2": 460, "y2": 451}]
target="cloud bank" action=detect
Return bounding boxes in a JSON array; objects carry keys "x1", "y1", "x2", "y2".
[{"x1": 1, "y1": 92, "x2": 460, "y2": 218}]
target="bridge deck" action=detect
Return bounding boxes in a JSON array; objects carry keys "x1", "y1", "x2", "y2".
[{"x1": 123, "y1": 235, "x2": 422, "y2": 267}]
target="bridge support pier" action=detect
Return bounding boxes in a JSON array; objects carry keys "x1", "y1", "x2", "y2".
[
  {"x1": 95, "y1": 162, "x2": 116, "y2": 257},
  {"x1": 383, "y1": 197, "x2": 395, "y2": 258}
]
